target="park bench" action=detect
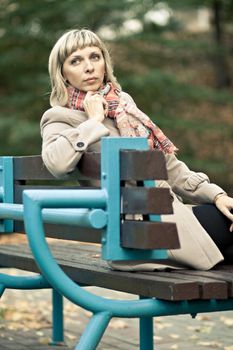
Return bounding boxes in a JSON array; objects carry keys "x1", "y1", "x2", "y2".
[{"x1": 0, "y1": 136, "x2": 233, "y2": 350}]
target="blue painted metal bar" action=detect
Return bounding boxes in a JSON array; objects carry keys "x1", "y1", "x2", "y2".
[
  {"x1": 140, "y1": 317, "x2": 154, "y2": 350},
  {"x1": 101, "y1": 137, "x2": 166, "y2": 261},
  {"x1": 139, "y1": 296, "x2": 154, "y2": 350},
  {"x1": 0, "y1": 283, "x2": 5, "y2": 297},
  {"x1": 23, "y1": 182, "x2": 233, "y2": 318},
  {"x1": 51, "y1": 289, "x2": 64, "y2": 345},
  {"x1": 0, "y1": 203, "x2": 107, "y2": 229},
  {"x1": 0, "y1": 273, "x2": 50, "y2": 289},
  {"x1": 74, "y1": 312, "x2": 112, "y2": 350},
  {"x1": 0, "y1": 157, "x2": 14, "y2": 232},
  {"x1": 24, "y1": 189, "x2": 107, "y2": 209}
]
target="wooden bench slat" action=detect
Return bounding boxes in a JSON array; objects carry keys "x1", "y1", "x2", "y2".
[
  {"x1": 13, "y1": 150, "x2": 167, "y2": 181},
  {"x1": 121, "y1": 221, "x2": 179, "y2": 249},
  {"x1": 120, "y1": 150, "x2": 167, "y2": 181},
  {"x1": 78, "y1": 152, "x2": 100, "y2": 179},
  {"x1": 78, "y1": 150, "x2": 168, "y2": 181},
  {"x1": 122, "y1": 187, "x2": 173, "y2": 214},
  {"x1": 13, "y1": 155, "x2": 100, "y2": 181},
  {"x1": 151, "y1": 271, "x2": 229, "y2": 299},
  {"x1": 14, "y1": 156, "x2": 55, "y2": 180},
  {"x1": 14, "y1": 185, "x2": 81, "y2": 203},
  {"x1": 0, "y1": 243, "x2": 200, "y2": 301},
  {"x1": 1, "y1": 242, "x2": 232, "y2": 301},
  {"x1": 14, "y1": 222, "x2": 102, "y2": 243},
  {"x1": 175, "y1": 269, "x2": 233, "y2": 297}
]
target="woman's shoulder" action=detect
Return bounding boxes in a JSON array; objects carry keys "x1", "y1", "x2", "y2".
[
  {"x1": 40, "y1": 106, "x2": 86, "y2": 129},
  {"x1": 120, "y1": 91, "x2": 137, "y2": 106}
]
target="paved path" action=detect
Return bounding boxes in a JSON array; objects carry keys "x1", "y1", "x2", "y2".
[{"x1": 1, "y1": 269, "x2": 233, "y2": 349}]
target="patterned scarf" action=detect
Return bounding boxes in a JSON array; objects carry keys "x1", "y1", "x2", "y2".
[{"x1": 67, "y1": 83, "x2": 178, "y2": 154}]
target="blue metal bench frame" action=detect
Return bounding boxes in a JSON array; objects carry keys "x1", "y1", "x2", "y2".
[
  {"x1": 1, "y1": 137, "x2": 233, "y2": 349},
  {"x1": 0, "y1": 154, "x2": 107, "y2": 345}
]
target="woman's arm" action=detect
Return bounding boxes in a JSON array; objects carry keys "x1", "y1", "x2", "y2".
[
  {"x1": 165, "y1": 153, "x2": 233, "y2": 230},
  {"x1": 121, "y1": 90, "x2": 233, "y2": 229},
  {"x1": 165, "y1": 153, "x2": 225, "y2": 204},
  {"x1": 41, "y1": 106, "x2": 109, "y2": 178}
]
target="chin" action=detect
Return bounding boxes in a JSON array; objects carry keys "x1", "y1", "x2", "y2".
[{"x1": 83, "y1": 82, "x2": 103, "y2": 92}]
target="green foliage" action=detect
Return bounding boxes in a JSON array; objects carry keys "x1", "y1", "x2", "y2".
[{"x1": 0, "y1": 0, "x2": 232, "y2": 193}]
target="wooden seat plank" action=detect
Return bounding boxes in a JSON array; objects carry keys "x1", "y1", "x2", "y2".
[
  {"x1": 152, "y1": 271, "x2": 228, "y2": 299},
  {"x1": 0, "y1": 242, "x2": 200, "y2": 301},
  {"x1": 13, "y1": 221, "x2": 102, "y2": 242},
  {"x1": 176, "y1": 269, "x2": 233, "y2": 297},
  {"x1": 121, "y1": 187, "x2": 173, "y2": 214},
  {"x1": 120, "y1": 150, "x2": 167, "y2": 181},
  {"x1": 121, "y1": 221, "x2": 179, "y2": 249},
  {"x1": 1, "y1": 242, "x2": 232, "y2": 301},
  {"x1": 13, "y1": 150, "x2": 167, "y2": 182}
]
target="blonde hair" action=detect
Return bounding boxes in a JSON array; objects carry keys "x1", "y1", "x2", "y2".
[{"x1": 48, "y1": 29, "x2": 121, "y2": 106}]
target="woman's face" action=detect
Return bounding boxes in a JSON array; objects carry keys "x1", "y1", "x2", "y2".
[{"x1": 62, "y1": 46, "x2": 105, "y2": 92}]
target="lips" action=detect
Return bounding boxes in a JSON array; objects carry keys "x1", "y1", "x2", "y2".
[{"x1": 84, "y1": 77, "x2": 98, "y2": 82}]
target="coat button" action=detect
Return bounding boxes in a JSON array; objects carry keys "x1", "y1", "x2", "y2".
[{"x1": 76, "y1": 142, "x2": 85, "y2": 148}]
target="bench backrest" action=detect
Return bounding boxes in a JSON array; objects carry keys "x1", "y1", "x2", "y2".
[{"x1": 0, "y1": 137, "x2": 179, "y2": 261}]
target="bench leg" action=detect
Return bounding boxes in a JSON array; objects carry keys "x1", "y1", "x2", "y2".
[
  {"x1": 139, "y1": 316, "x2": 154, "y2": 350},
  {"x1": 50, "y1": 289, "x2": 64, "y2": 345},
  {"x1": 0, "y1": 284, "x2": 5, "y2": 297},
  {"x1": 139, "y1": 296, "x2": 154, "y2": 350},
  {"x1": 75, "y1": 311, "x2": 111, "y2": 350}
]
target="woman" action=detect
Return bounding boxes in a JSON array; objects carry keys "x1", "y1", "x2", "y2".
[{"x1": 41, "y1": 29, "x2": 233, "y2": 270}]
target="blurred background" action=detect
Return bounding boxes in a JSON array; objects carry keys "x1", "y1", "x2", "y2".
[{"x1": 0, "y1": 0, "x2": 232, "y2": 194}]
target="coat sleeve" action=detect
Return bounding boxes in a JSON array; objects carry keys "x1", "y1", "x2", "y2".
[
  {"x1": 165, "y1": 153, "x2": 225, "y2": 204},
  {"x1": 40, "y1": 106, "x2": 109, "y2": 178},
  {"x1": 121, "y1": 91, "x2": 225, "y2": 203}
]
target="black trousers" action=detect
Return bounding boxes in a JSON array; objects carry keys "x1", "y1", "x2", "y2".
[{"x1": 192, "y1": 204, "x2": 233, "y2": 263}]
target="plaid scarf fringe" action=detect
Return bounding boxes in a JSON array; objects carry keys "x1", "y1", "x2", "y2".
[{"x1": 67, "y1": 83, "x2": 178, "y2": 154}]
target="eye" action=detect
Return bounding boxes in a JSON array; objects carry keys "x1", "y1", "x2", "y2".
[
  {"x1": 70, "y1": 57, "x2": 81, "y2": 65},
  {"x1": 91, "y1": 53, "x2": 101, "y2": 60}
]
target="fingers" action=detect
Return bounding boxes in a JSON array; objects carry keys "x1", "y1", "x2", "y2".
[
  {"x1": 83, "y1": 92, "x2": 106, "y2": 122},
  {"x1": 84, "y1": 92, "x2": 107, "y2": 109},
  {"x1": 84, "y1": 91, "x2": 100, "y2": 101},
  {"x1": 221, "y1": 208, "x2": 233, "y2": 232},
  {"x1": 215, "y1": 195, "x2": 233, "y2": 231},
  {"x1": 221, "y1": 206, "x2": 233, "y2": 221}
]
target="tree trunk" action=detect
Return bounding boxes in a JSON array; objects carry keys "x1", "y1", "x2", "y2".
[{"x1": 211, "y1": 0, "x2": 231, "y2": 88}]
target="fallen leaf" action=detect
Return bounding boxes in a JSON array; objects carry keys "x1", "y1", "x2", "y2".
[
  {"x1": 83, "y1": 310, "x2": 92, "y2": 318},
  {"x1": 170, "y1": 334, "x2": 180, "y2": 339},
  {"x1": 170, "y1": 345, "x2": 178, "y2": 349},
  {"x1": 39, "y1": 337, "x2": 51, "y2": 345},
  {"x1": 197, "y1": 341, "x2": 222, "y2": 348},
  {"x1": 156, "y1": 322, "x2": 172, "y2": 330},
  {"x1": 189, "y1": 334, "x2": 198, "y2": 340},
  {"x1": 220, "y1": 316, "x2": 233, "y2": 327},
  {"x1": 36, "y1": 331, "x2": 44, "y2": 336},
  {"x1": 109, "y1": 320, "x2": 128, "y2": 329},
  {"x1": 197, "y1": 315, "x2": 212, "y2": 321},
  {"x1": 187, "y1": 325, "x2": 201, "y2": 332},
  {"x1": 200, "y1": 326, "x2": 212, "y2": 334},
  {"x1": 66, "y1": 333, "x2": 77, "y2": 340},
  {"x1": 153, "y1": 336, "x2": 163, "y2": 341}
]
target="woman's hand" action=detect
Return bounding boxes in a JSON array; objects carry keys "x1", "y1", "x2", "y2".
[
  {"x1": 83, "y1": 91, "x2": 107, "y2": 123},
  {"x1": 215, "y1": 195, "x2": 233, "y2": 232}
]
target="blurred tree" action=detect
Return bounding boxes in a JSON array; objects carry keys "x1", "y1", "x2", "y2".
[
  {"x1": 211, "y1": 0, "x2": 231, "y2": 87},
  {"x1": 164, "y1": 0, "x2": 233, "y2": 87},
  {"x1": 0, "y1": 0, "x2": 232, "y2": 193}
]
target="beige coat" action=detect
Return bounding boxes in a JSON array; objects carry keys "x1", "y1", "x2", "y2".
[{"x1": 40, "y1": 92, "x2": 225, "y2": 271}]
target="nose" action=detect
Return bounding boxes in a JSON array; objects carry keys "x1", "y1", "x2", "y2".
[{"x1": 84, "y1": 59, "x2": 94, "y2": 72}]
